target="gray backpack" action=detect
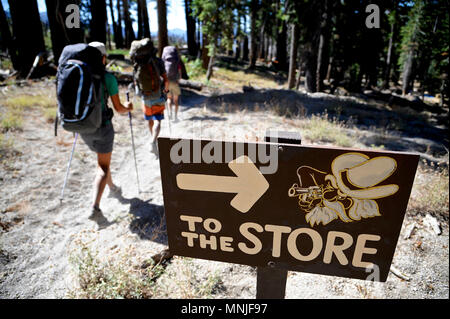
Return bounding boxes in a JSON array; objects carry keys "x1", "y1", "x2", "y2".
[{"x1": 162, "y1": 46, "x2": 180, "y2": 82}]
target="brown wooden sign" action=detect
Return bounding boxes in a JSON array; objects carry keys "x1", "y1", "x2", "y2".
[{"x1": 158, "y1": 137, "x2": 419, "y2": 282}]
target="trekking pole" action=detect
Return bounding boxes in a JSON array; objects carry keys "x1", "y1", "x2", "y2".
[
  {"x1": 60, "y1": 132, "x2": 78, "y2": 203},
  {"x1": 166, "y1": 99, "x2": 172, "y2": 136},
  {"x1": 127, "y1": 90, "x2": 141, "y2": 194}
]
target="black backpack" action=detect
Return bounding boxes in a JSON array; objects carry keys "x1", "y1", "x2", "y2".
[{"x1": 56, "y1": 43, "x2": 105, "y2": 135}]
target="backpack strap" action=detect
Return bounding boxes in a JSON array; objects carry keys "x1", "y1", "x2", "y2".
[{"x1": 101, "y1": 74, "x2": 113, "y2": 125}]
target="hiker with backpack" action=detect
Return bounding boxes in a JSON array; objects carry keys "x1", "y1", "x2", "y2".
[
  {"x1": 56, "y1": 42, "x2": 133, "y2": 219},
  {"x1": 162, "y1": 46, "x2": 182, "y2": 122},
  {"x1": 130, "y1": 38, "x2": 169, "y2": 156}
]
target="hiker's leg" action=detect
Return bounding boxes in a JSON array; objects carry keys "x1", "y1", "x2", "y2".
[
  {"x1": 148, "y1": 119, "x2": 154, "y2": 135},
  {"x1": 93, "y1": 152, "x2": 112, "y2": 208},
  {"x1": 173, "y1": 95, "x2": 179, "y2": 119},
  {"x1": 167, "y1": 95, "x2": 173, "y2": 116},
  {"x1": 150, "y1": 120, "x2": 161, "y2": 144}
]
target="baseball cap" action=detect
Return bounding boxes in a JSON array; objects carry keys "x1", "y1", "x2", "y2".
[{"x1": 88, "y1": 41, "x2": 107, "y2": 56}]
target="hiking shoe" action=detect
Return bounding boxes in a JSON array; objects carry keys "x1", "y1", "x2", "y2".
[
  {"x1": 88, "y1": 205, "x2": 112, "y2": 228},
  {"x1": 88, "y1": 205, "x2": 102, "y2": 220},
  {"x1": 150, "y1": 141, "x2": 159, "y2": 157}
]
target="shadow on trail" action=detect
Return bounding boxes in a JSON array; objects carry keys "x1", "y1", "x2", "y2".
[
  {"x1": 183, "y1": 88, "x2": 448, "y2": 158},
  {"x1": 112, "y1": 192, "x2": 167, "y2": 245}
]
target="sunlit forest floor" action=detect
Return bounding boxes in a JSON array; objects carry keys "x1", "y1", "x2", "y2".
[{"x1": 0, "y1": 59, "x2": 448, "y2": 298}]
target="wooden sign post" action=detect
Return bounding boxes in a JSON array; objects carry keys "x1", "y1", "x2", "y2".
[
  {"x1": 255, "y1": 130, "x2": 302, "y2": 299},
  {"x1": 157, "y1": 135, "x2": 419, "y2": 298}
]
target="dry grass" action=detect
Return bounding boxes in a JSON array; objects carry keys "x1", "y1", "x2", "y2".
[
  {"x1": 155, "y1": 258, "x2": 223, "y2": 299},
  {"x1": 299, "y1": 112, "x2": 355, "y2": 147},
  {"x1": 408, "y1": 164, "x2": 449, "y2": 219},
  {"x1": 0, "y1": 92, "x2": 56, "y2": 132},
  {"x1": 1, "y1": 113, "x2": 22, "y2": 132},
  {"x1": 210, "y1": 67, "x2": 281, "y2": 91},
  {"x1": 68, "y1": 241, "x2": 165, "y2": 299},
  {"x1": 3, "y1": 94, "x2": 56, "y2": 109}
]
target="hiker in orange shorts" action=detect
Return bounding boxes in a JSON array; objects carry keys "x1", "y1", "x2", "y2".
[
  {"x1": 141, "y1": 79, "x2": 168, "y2": 156},
  {"x1": 129, "y1": 38, "x2": 169, "y2": 156}
]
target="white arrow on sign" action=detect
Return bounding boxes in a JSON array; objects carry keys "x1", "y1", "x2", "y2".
[{"x1": 176, "y1": 155, "x2": 269, "y2": 213}]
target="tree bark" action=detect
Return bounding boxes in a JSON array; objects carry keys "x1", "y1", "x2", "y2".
[
  {"x1": 287, "y1": 23, "x2": 299, "y2": 89},
  {"x1": 304, "y1": 45, "x2": 316, "y2": 93},
  {"x1": 51, "y1": 0, "x2": 84, "y2": 54},
  {"x1": 90, "y1": 0, "x2": 107, "y2": 44},
  {"x1": 295, "y1": 55, "x2": 302, "y2": 89},
  {"x1": 248, "y1": 0, "x2": 258, "y2": 69},
  {"x1": 122, "y1": 0, "x2": 135, "y2": 47},
  {"x1": 185, "y1": 0, "x2": 197, "y2": 56},
  {"x1": 108, "y1": 0, "x2": 122, "y2": 48},
  {"x1": 383, "y1": 16, "x2": 396, "y2": 89},
  {"x1": 141, "y1": 0, "x2": 151, "y2": 38},
  {"x1": 234, "y1": 11, "x2": 241, "y2": 61},
  {"x1": 8, "y1": 0, "x2": 45, "y2": 77},
  {"x1": 242, "y1": 14, "x2": 249, "y2": 61},
  {"x1": 137, "y1": 0, "x2": 143, "y2": 39},
  {"x1": 157, "y1": 0, "x2": 169, "y2": 57},
  {"x1": 315, "y1": 33, "x2": 325, "y2": 92},
  {"x1": 206, "y1": 46, "x2": 215, "y2": 81},
  {"x1": 201, "y1": 32, "x2": 209, "y2": 69},
  {"x1": 0, "y1": 0, "x2": 19, "y2": 69},
  {"x1": 275, "y1": 21, "x2": 287, "y2": 71},
  {"x1": 116, "y1": 0, "x2": 124, "y2": 48},
  {"x1": 315, "y1": 0, "x2": 330, "y2": 92}
]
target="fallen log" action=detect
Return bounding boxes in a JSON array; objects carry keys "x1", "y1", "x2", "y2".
[{"x1": 179, "y1": 78, "x2": 203, "y2": 91}]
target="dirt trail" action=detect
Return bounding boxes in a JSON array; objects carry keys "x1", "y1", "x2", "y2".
[{"x1": 0, "y1": 86, "x2": 448, "y2": 298}]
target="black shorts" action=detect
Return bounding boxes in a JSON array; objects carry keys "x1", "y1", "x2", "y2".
[{"x1": 80, "y1": 123, "x2": 115, "y2": 154}]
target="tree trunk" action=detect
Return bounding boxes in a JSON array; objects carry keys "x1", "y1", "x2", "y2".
[
  {"x1": 108, "y1": 0, "x2": 121, "y2": 48},
  {"x1": 122, "y1": 0, "x2": 135, "y2": 47},
  {"x1": 141, "y1": 0, "x2": 151, "y2": 38},
  {"x1": 402, "y1": 49, "x2": 415, "y2": 95},
  {"x1": 383, "y1": 17, "x2": 396, "y2": 89},
  {"x1": 185, "y1": 0, "x2": 197, "y2": 56},
  {"x1": 304, "y1": 45, "x2": 316, "y2": 92},
  {"x1": 206, "y1": 46, "x2": 215, "y2": 81},
  {"x1": 90, "y1": 0, "x2": 107, "y2": 44},
  {"x1": 8, "y1": 0, "x2": 45, "y2": 77},
  {"x1": 0, "y1": 0, "x2": 19, "y2": 69},
  {"x1": 275, "y1": 16, "x2": 287, "y2": 71},
  {"x1": 45, "y1": 0, "x2": 84, "y2": 63},
  {"x1": 116, "y1": 0, "x2": 124, "y2": 48},
  {"x1": 157, "y1": 0, "x2": 169, "y2": 57},
  {"x1": 201, "y1": 32, "x2": 209, "y2": 69},
  {"x1": 242, "y1": 14, "x2": 249, "y2": 61},
  {"x1": 248, "y1": 0, "x2": 258, "y2": 69},
  {"x1": 295, "y1": 55, "x2": 302, "y2": 90},
  {"x1": 315, "y1": 0, "x2": 330, "y2": 92},
  {"x1": 315, "y1": 33, "x2": 325, "y2": 92},
  {"x1": 234, "y1": 11, "x2": 241, "y2": 61},
  {"x1": 137, "y1": 0, "x2": 143, "y2": 39},
  {"x1": 258, "y1": 15, "x2": 267, "y2": 60},
  {"x1": 287, "y1": 23, "x2": 299, "y2": 89}
]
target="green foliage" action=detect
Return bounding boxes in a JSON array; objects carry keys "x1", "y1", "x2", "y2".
[
  {"x1": 191, "y1": 0, "x2": 235, "y2": 56},
  {"x1": 182, "y1": 56, "x2": 205, "y2": 80},
  {"x1": 398, "y1": 0, "x2": 449, "y2": 94}
]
